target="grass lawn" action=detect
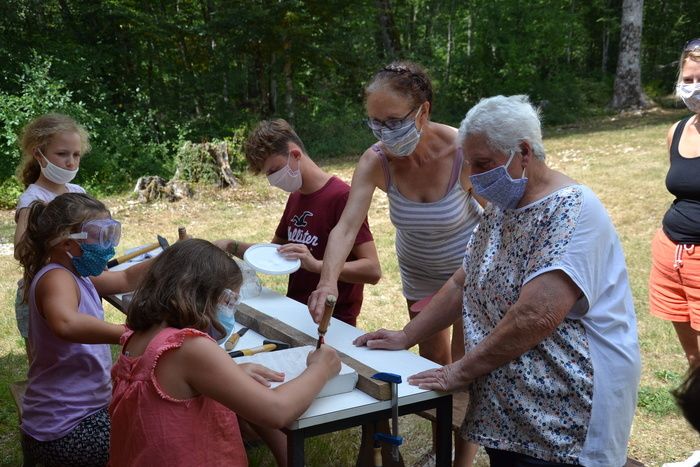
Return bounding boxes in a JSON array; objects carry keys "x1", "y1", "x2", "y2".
[{"x1": 1, "y1": 108, "x2": 699, "y2": 466}]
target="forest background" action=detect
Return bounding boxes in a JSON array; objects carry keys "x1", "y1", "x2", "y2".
[{"x1": 1, "y1": 0, "x2": 698, "y2": 202}]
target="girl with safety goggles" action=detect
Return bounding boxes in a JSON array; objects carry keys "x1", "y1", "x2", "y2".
[
  {"x1": 110, "y1": 239, "x2": 340, "y2": 466},
  {"x1": 14, "y1": 192, "x2": 153, "y2": 467}
]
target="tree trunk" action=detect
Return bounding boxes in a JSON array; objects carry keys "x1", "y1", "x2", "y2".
[
  {"x1": 375, "y1": 0, "x2": 401, "y2": 60},
  {"x1": 611, "y1": 0, "x2": 651, "y2": 110},
  {"x1": 284, "y1": 37, "x2": 294, "y2": 122}
]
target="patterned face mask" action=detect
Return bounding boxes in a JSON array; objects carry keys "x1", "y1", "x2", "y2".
[
  {"x1": 469, "y1": 150, "x2": 528, "y2": 209},
  {"x1": 67, "y1": 243, "x2": 115, "y2": 277},
  {"x1": 677, "y1": 82, "x2": 700, "y2": 113},
  {"x1": 371, "y1": 108, "x2": 423, "y2": 157}
]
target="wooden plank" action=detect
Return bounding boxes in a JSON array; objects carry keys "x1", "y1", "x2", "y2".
[{"x1": 237, "y1": 303, "x2": 391, "y2": 401}]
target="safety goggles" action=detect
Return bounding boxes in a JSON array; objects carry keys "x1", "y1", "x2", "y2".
[
  {"x1": 684, "y1": 38, "x2": 700, "y2": 52},
  {"x1": 51, "y1": 218, "x2": 122, "y2": 248},
  {"x1": 218, "y1": 288, "x2": 241, "y2": 317}
]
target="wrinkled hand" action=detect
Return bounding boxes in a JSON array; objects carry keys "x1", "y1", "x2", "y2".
[
  {"x1": 277, "y1": 243, "x2": 320, "y2": 273},
  {"x1": 307, "y1": 344, "x2": 341, "y2": 380},
  {"x1": 352, "y1": 329, "x2": 409, "y2": 350},
  {"x1": 308, "y1": 284, "x2": 339, "y2": 323},
  {"x1": 407, "y1": 363, "x2": 469, "y2": 392},
  {"x1": 240, "y1": 363, "x2": 285, "y2": 387}
]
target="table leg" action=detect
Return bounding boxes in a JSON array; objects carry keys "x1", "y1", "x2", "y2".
[
  {"x1": 435, "y1": 395, "x2": 453, "y2": 467},
  {"x1": 286, "y1": 430, "x2": 305, "y2": 467}
]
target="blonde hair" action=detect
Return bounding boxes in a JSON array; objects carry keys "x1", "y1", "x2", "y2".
[{"x1": 16, "y1": 113, "x2": 91, "y2": 187}]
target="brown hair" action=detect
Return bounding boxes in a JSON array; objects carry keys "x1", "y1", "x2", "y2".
[
  {"x1": 243, "y1": 118, "x2": 307, "y2": 174},
  {"x1": 365, "y1": 61, "x2": 434, "y2": 115},
  {"x1": 16, "y1": 193, "x2": 109, "y2": 301},
  {"x1": 17, "y1": 113, "x2": 91, "y2": 187},
  {"x1": 126, "y1": 239, "x2": 242, "y2": 337}
]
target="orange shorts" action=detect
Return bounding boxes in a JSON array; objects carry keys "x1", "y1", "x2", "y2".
[{"x1": 649, "y1": 229, "x2": 700, "y2": 331}]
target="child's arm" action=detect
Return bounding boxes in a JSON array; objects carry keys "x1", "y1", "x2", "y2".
[
  {"x1": 13, "y1": 208, "x2": 29, "y2": 260},
  {"x1": 213, "y1": 235, "x2": 285, "y2": 259},
  {"x1": 90, "y1": 257, "x2": 153, "y2": 297},
  {"x1": 174, "y1": 337, "x2": 340, "y2": 428},
  {"x1": 36, "y1": 269, "x2": 124, "y2": 344}
]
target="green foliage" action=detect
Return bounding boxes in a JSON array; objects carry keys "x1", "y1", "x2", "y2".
[
  {"x1": 637, "y1": 386, "x2": 679, "y2": 416},
  {"x1": 1, "y1": 1, "x2": 697, "y2": 195},
  {"x1": 173, "y1": 130, "x2": 248, "y2": 185},
  {"x1": 0, "y1": 177, "x2": 23, "y2": 210}
]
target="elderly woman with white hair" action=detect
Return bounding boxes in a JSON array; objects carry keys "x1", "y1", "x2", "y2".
[{"x1": 354, "y1": 95, "x2": 641, "y2": 467}]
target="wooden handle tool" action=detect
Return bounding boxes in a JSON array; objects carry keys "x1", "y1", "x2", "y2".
[
  {"x1": 224, "y1": 327, "x2": 249, "y2": 352},
  {"x1": 316, "y1": 295, "x2": 337, "y2": 349},
  {"x1": 106, "y1": 242, "x2": 159, "y2": 268},
  {"x1": 178, "y1": 226, "x2": 188, "y2": 240},
  {"x1": 228, "y1": 339, "x2": 289, "y2": 358}
]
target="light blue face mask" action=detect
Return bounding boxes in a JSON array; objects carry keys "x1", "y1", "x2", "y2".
[
  {"x1": 210, "y1": 289, "x2": 240, "y2": 344},
  {"x1": 469, "y1": 150, "x2": 528, "y2": 209}
]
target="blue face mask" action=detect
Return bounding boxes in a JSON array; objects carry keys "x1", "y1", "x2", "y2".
[
  {"x1": 68, "y1": 243, "x2": 115, "y2": 277},
  {"x1": 469, "y1": 150, "x2": 528, "y2": 209},
  {"x1": 210, "y1": 289, "x2": 240, "y2": 344}
]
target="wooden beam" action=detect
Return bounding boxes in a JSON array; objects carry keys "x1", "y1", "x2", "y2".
[{"x1": 236, "y1": 303, "x2": 391, "y2": 401}]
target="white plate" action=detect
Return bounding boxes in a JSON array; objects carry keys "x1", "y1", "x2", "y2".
[{"x1": 243, "y1": 243, "x2": 301, "y2": 275}]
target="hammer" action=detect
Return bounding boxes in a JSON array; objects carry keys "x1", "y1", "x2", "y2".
[
  {"x1": 228, "y1": 339, "x2": 290, "y2": 358},
  {"x1": 107, "y1": 235, "x2": 170, "y2": 268},
  {"x1": 317, "y1": 295, "x2": 337, "y2": 349}
]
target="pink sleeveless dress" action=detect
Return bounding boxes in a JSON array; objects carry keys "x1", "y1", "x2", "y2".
[{"x1": 109, "y1": 327, "x2": 247, "y2": 466}]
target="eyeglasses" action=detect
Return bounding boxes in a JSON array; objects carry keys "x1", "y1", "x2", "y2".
[
  {"x1": 366, "y1": 107, "x2": 419, "y2": 131},
  {"x1": 684, "y1": 38, "x2": 700, "y2": 52},
  {"x1": 50, "y1": 218, "x2": 122, "y2": 248},
  {"x1": 220, "y1": 288, "x2": 241, "y2": 309}
]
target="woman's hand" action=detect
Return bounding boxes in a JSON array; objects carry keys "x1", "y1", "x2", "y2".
[
  {"x1": 306, "y1": 344, "x2": 341, "y2": 380},
  {"x1": 407, "y1": 363, "x2": 469, "y2": 392},
  {"x1": 308, "y1": 284, "x2": 339, "y2": 323},
  {"x1": 277, "y1": 243, "x2": 320, "y2": 274},
  {"x1": 353, "y1": 329, "x2": 409, "y2": 350},
  {"x1": 239, "y1": 363, "x2": 285, "y2": 387}
]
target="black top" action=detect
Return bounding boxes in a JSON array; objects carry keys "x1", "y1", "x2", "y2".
[{"x1": 662, "y1": 116, "x2": 700, "y2": 244}]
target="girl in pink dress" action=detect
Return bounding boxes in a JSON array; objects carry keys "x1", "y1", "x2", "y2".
[{"x1": 109, "y1": 239, "x2": 340, "y2": 466}]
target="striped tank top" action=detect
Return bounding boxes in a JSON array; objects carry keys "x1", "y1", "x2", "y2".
[{"x1": 373, "y1": 144, "x2": 482, "y2": 301}]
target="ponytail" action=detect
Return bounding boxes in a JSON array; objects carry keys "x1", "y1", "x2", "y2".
[
  {"x1": 16, "y1": 201, "x2": 51, "y2": 302},
  {"x1": 16, "y1": 193, "x2": 109, "y2": 301}
]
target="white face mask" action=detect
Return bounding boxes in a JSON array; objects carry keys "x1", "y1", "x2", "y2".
[
  {"x1": 38, "y1": 148, "x2": 78, "y2": 184},
  {"x1": 267, "y1": 155, "x2": 302, "y2": 192},
  {"x1": 677, "y1": 83, "x2": 700, "y2": 113}
]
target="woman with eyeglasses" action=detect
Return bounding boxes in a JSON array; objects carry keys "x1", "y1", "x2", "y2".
[
  {"x1": 649, "y1": 38, "x2": 700, "y2": 371},
  {"x1": 309, "y1": 61, "x2": 482, "y2": 466}
]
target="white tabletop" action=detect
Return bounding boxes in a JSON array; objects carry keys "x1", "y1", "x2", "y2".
[{"x1": 240, "y1": 288, "x2": 445, "y2": 430}]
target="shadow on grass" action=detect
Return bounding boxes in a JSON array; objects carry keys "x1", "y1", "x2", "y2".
[{"x1": 0, "y1": 350, "x2": 28, "y2": 465}]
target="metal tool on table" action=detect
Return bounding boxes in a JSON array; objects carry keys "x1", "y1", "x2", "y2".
[
  {"x1": 224, "y1": 327, "x2": 249, "y2": 352},
  {"x1": 107, "y1": 235, "x2": 170, "y2": 268},
  {"x1": 316, "y1": 294, "x2": 337, "y2": 349},
  {"x1": 372, "y1": 372, "x2": 403, "y2": 465},
  {"x1": 228, "y1": 339, "x2": 290, "y2": 358}
]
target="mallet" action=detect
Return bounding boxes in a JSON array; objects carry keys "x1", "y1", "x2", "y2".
[
  {"x1": 316, "y1": 295, "x2": 337, "y2": 349},
  {"x1": 228, "y1": 339, "x2": 290, "y2": 358},
  {"x1": 107, "y1": 235, "x2": 170, "y2": 268}
]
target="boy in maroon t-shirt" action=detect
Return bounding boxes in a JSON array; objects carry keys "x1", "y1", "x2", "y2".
[{"x1": 215, "y1": 118, "x2": 380, "y2": 326}]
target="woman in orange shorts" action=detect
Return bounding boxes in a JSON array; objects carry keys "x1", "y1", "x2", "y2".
[{"x1": 649, "y1": 38, "x2": 700, "y2": 368}]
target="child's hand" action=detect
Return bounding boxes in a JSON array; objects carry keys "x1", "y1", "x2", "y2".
[
  {"x1": 240, "y1": 363, "x2": 285, "y2": 387},
  {"x1": 306, "y1": 345, "x2": 341, "y2": 380}
]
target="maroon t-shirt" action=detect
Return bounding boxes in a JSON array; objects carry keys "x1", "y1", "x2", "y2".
[{"x1": 274, "y1": 176, "x2": 373, "y2": 325}]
